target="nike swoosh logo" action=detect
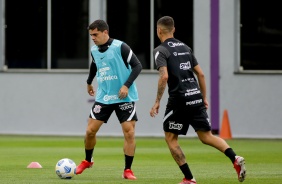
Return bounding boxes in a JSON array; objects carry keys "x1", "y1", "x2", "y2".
[{"x1": 100, "y1": 56, "x2": 105, "y2": 60}]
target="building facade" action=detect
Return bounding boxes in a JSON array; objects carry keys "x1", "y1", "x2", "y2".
[{"x1": 0, "y1": 0, "x2": 281, "y2": 138}]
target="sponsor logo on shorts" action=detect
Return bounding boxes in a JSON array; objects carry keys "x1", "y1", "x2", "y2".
[
  {"x1": 93, "y1": 105, "x2": 102, "y2": 113},
  {"x1": 180, "y1": 61, "x2": 191, "y2": 70},
  {"x1": 185, "y1": 88, "x2": 201, "y2": 96},
  {"x1": 119, "y1": 103, "x2": 133, "y2": 111},
  {"x1": 103, "y1": 95, "x2": 118, "y2": 102},
  {"x1": 169, "y1": 121, "x2": 183, "y2": 130},
  {"x1": 186, "y1": 99, "x2": 203, "y2": 106}
]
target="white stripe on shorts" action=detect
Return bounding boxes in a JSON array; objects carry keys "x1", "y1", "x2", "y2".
[
  {"x1": 90, "y1": 108, "x2": 96, "y2": 119},
  {"x1": 163, "y1": 110, "x2": 173, "y2": 123},
  {"x1": 127, "y1": 103, "x2": 136, "y2": 121}
]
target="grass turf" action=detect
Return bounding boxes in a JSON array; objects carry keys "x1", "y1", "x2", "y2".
[{"x1": 0, "y1": 135, "x2": 281, "y2": 184}]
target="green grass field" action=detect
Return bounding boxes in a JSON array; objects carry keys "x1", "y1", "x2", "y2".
[{"x1": 0, "y1": 135, "x2": 281, "y2": 184}]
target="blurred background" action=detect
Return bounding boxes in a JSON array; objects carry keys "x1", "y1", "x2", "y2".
[{"x1": 0, "y1": 0, "x2": 281, "y2": 138}]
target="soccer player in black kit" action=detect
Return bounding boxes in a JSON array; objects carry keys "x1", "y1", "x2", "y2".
[{"x1": 150, "y1": 16, "x2": 246, "y2": 184}]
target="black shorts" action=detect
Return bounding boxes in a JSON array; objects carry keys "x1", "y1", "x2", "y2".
[
  {"x1": 163, "y1": 104, "x2": 211, "y2": 135},
  {"x1": 89, "y1": 101, "x2": 138, "y2": 123}
]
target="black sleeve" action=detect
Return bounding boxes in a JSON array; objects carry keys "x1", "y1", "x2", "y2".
[
  {"x1": 121, "y1": 43, "x2": 142, "y2": 88},
  {"x1": 153, "y1": 45, "x2": 169, "y2": 70},
  {"x1": 86, "y1": 60, "x2": 97, "y2": 85}
]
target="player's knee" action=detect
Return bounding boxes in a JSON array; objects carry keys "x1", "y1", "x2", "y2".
[
  {"x1": 197, "y1": 130, "x2": 213, "y2": 144},
  {"x1": 124, "y1": 130, "x2": 135, "y2": 140},
  {"x1": 199, "y1": 138, "x2": 209, "y2": 145},
  {"x1": 86, "y1": 128, "x2": 97, "y2": 137},
  {"x1": 198, "y1": 134, "x2": 211, "y2": 145}
]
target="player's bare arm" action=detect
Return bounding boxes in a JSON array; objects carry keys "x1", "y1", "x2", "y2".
[
  {"x1": 156, "y1": 66, "x2": 168, "y2": 102},
  {"x1": 193, "y1": 65, "x2": 209, "y2": 109},
  {"x1": 150, "y1": 66, "x2": 168, "y2": 117}
]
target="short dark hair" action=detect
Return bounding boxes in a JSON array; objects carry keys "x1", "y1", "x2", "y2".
[
  {"x1": 157, "y1": 16, "x2": 174, "y2": 32},
  {"x1": 88, "y1": 19, "x2": 109, "y2": 32}
]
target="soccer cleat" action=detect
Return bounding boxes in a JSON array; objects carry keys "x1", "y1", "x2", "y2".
[
  {"x1": 179, "y1": 178, "x2": 197, "y2": 184},
  {"x1": 76, "y1": 160, "x2": 94, "y2": 174},
  {"x1": 122, "y1": 169, "x2": 137, "y2": 180},
  {"x1": 233, "y1": 156, "x2": 246, "y2": 182}
]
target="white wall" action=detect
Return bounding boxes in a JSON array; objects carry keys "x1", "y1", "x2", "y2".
[
  {"x1": 219, "y1": 0, "x2": 282, "y2": 138},
  {"x1": 0, "y1": 72, "x2": 173, "y2": 137},
  {"x1": 194, "y1": 0, "x2": 211, "y2": 115}
]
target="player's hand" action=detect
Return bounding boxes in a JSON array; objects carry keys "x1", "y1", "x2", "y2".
[
  {"x1": 87, "y1": 84, "x2": 95, "y2": 96},
  {"x1": 150, "y1": 101, "x2": 160, "y2": 117},
  {"x1": 119, "y1": 85, "x2": 128, "y2": 99}
]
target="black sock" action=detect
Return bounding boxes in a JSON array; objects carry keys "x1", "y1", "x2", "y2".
[
  {"x1": 180, "y1": 163, "x2": 193, "y2": 180},
  {"x1": 224, "y1": 148, "x2": 236, "y2": 163},
  {"x1": 85, "y1": 149, "x2": 94, "y2": 162},
  {"x1": 124, "y1": 154, "x2": 134, "y2": 170}
]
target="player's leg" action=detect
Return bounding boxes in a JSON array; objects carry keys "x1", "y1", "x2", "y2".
[
  {"x1": 165, "y1": 132, "x2": 196, "y2": 184},
  {"x1": 84, "y1": 118, "x2": 104, "y2": 157},
  {"x1": 77, "y1": 102, "x2": 112, "y2": 175},
  {"x1": 76, "y1": 118, "x2": 103, "y2": 174},
  {"x1": 197, "y1": 130, "x2": 230, "y2": 151},
  {"x1": 116, "y1": 102, "x2": 138, "y2": 180},
  {"x1": 162, "y1": 105, "x2": 197, "y2": 183},
  {"x1": 121, "y1": 120, "x2": 136, "y2": 164},
  {"x1": 192, "y1": 109, "x2": 233, "y2": 153},
  {"x1": 197, "y1": 131, "x2": 246, "y2": 182},
  {"x1": 165, "y1": 132, "x2": 185, "y2": 165},
  {"x1": 121, "y1": 120, "x2": 137, "y2": 179},
  {"x1": 194, "y1": 108, "x2": 246, "y2": 182}
]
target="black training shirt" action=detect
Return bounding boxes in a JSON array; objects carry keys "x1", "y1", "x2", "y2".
[{"x1": 153, "y1": 38, "x2": 204, "y2": 108}]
